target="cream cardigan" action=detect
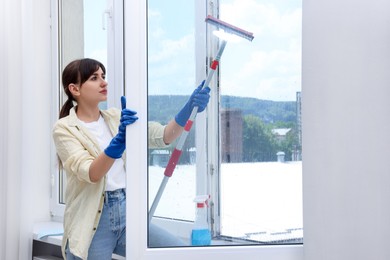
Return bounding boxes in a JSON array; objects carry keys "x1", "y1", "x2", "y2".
[{"x1": 53, "y1": 106, "x2": 167, "y2": 259}]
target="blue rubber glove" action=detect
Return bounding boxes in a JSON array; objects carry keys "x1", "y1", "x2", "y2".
[
  {"x1": 104, "y1": 96, "x2": 138, "y2": 159},
  {"x1": 175, "y1": 81, "x2": 211, "y2": 127}
]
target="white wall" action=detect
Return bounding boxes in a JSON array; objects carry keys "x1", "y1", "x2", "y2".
[
  {"x1": 302, "y1": 0, "x2": 390, "y2": 259},
  {"x1": 0, "y1": 0, "x2": 52, "y2": 259},
  {"x1": 3, "y1": 0, "x2": 390, "y2": 259}
]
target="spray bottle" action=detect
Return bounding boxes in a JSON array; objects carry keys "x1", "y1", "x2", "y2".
[{"x1": 191, "y1": 195, "x2": 211, "y2": 246}]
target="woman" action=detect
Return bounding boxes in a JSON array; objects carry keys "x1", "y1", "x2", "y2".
[{"x1": 53, "y1": 58, "x2": 210, "y2": 259}]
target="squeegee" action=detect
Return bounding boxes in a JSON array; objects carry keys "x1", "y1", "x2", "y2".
[{"x1": 149, "y1": 16, "x2": 254, "y2": 222}]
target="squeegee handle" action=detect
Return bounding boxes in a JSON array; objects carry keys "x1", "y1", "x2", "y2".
[
  {"x1": 203, "y1": 40, "x2": 227, "y2": 90},
  {"x1": 149, "y1": 176, "x2": 169, "y2": 222},
  {"x1": 164, "y1": 148, "x2": 183, "y2": 177},
  {"x1": 162, "y1": 110, "x2": 195, "y2": 177},
  {"x1": 149, "y1": 40, "x2": 228, "y2": 221}
]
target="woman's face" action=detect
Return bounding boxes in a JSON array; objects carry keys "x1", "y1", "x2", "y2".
[{"x1": 78, "y1": 67, "x2": 108, "y2": 105}]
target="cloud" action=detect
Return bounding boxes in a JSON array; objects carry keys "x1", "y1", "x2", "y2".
[
  {"x1": 148, "y1": 8, "x2": 196, "y2": 95},
  {"x1": 218, "y1": 0, "x2": 302, "y2": 101},
  {"x1": 147, "y1": 1, "x2": 302, "y2": 100},
  {"x1": 149, "y1": 34, "x2": 194, "y2": 63},
  {"x1": 221, "y1": 45, "x2": 301, "y2": 101},
  {"x1": 220, "y1": 0, "x2": 301, "y2": 38},
  {"x1": 148, "y1": 32, "x2": 196, "y2": 94}
]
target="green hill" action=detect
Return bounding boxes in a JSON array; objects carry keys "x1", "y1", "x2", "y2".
[{"x1": 148, "y1": 95, "x2": 297, "y2": 125}]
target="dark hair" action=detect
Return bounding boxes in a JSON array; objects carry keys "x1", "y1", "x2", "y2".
[{"x1": 59, "y1": 58, "x2": 106, "y2": 118}]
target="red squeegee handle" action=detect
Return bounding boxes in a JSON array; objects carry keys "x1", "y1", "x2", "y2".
[{"x1": 164, "y1": 149, "x2": 182, "y2": 177}]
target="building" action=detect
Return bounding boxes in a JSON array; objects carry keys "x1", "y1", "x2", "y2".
[
  {"x1": 272, "y1": 128, "x2": 292, "y2": 143},
  {"x1": 220, "y1": 108, "x2": 243, "y2": 163}
]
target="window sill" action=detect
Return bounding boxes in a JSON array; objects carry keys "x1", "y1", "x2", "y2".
[{"x1": 33, "y1": 221, "x2": 125, "y2": 260}]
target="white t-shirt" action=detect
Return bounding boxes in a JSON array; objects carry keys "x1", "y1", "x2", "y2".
[{"x1": 79, "y1": 115, "x2": 126, "y2": 191}]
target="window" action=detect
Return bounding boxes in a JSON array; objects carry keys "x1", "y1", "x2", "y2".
[
  {"x1": 145, "y1": 0, "x2": 302, "y2": 251},
  {"x1": 51, "y1": 0, "x2": 303, "y2": 258}
]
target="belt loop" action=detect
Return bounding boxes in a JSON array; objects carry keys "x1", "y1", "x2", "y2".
[{"x1": 104, "y1": 191, "x2": 108, "y2": 204}]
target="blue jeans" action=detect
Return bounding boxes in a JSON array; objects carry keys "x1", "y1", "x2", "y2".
[
  {"x1": 66, "y1": 188, "x2": 185, "y2": 259},
  {"x1": 66, "y1": 188, "x2": 126, "y2": 260}
]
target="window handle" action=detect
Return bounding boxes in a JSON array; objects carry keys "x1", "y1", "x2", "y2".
[{"x1": 102, "y1": 8, "x2": 112, "y2": 30}]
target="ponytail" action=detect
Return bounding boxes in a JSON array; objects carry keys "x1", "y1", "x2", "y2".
[{"x1": 59, "y1": 98, "x2": 74, "y2": 119}]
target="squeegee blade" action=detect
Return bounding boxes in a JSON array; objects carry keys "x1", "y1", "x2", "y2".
[{"x1": 205, "y1": 15, "x2": 254, "y2": 41}]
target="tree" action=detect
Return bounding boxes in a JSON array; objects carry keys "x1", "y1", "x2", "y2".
[{"x1": 243, "y1": 115, "x2": 278, "y2": 162}]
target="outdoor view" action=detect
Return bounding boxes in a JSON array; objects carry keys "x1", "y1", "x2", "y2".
[
  {"x1": 218, "y1": 0, "x2": 302, "y2": 244},
  {"x1": 147, "y1": 0, "x2": 302, "y2": 246}
]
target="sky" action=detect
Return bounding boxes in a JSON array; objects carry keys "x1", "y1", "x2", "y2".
[{"x1": 148, "y1": 0, "x2": 302, "y2": 101}]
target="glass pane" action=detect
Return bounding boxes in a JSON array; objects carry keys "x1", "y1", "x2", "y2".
[
  {"x1": 147, "y1": 0, "x2": 197, "y2": 247},
  {"x1": 147, "y1": 0, "x2": 302, "y2": 248},
  {"x1": 218, "y1": 0, "x2": 303, "y2": 244}
]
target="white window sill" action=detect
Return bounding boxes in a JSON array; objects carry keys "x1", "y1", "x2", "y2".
[{"x1": 33, "y1": 221, "x2": 125, "y2": 259}]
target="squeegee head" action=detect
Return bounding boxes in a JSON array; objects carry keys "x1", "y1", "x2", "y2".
[{"x1": 205, "y1": 15, "x2": 254, "y2": 41}]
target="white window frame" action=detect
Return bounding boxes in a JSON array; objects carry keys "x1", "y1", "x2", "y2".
[
  {"x1": 124, "y1": 0, "x2": 303, "y2": 259},
  {"x1": 49, "y1": 0, "x2": 64, "y2": 220}
]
